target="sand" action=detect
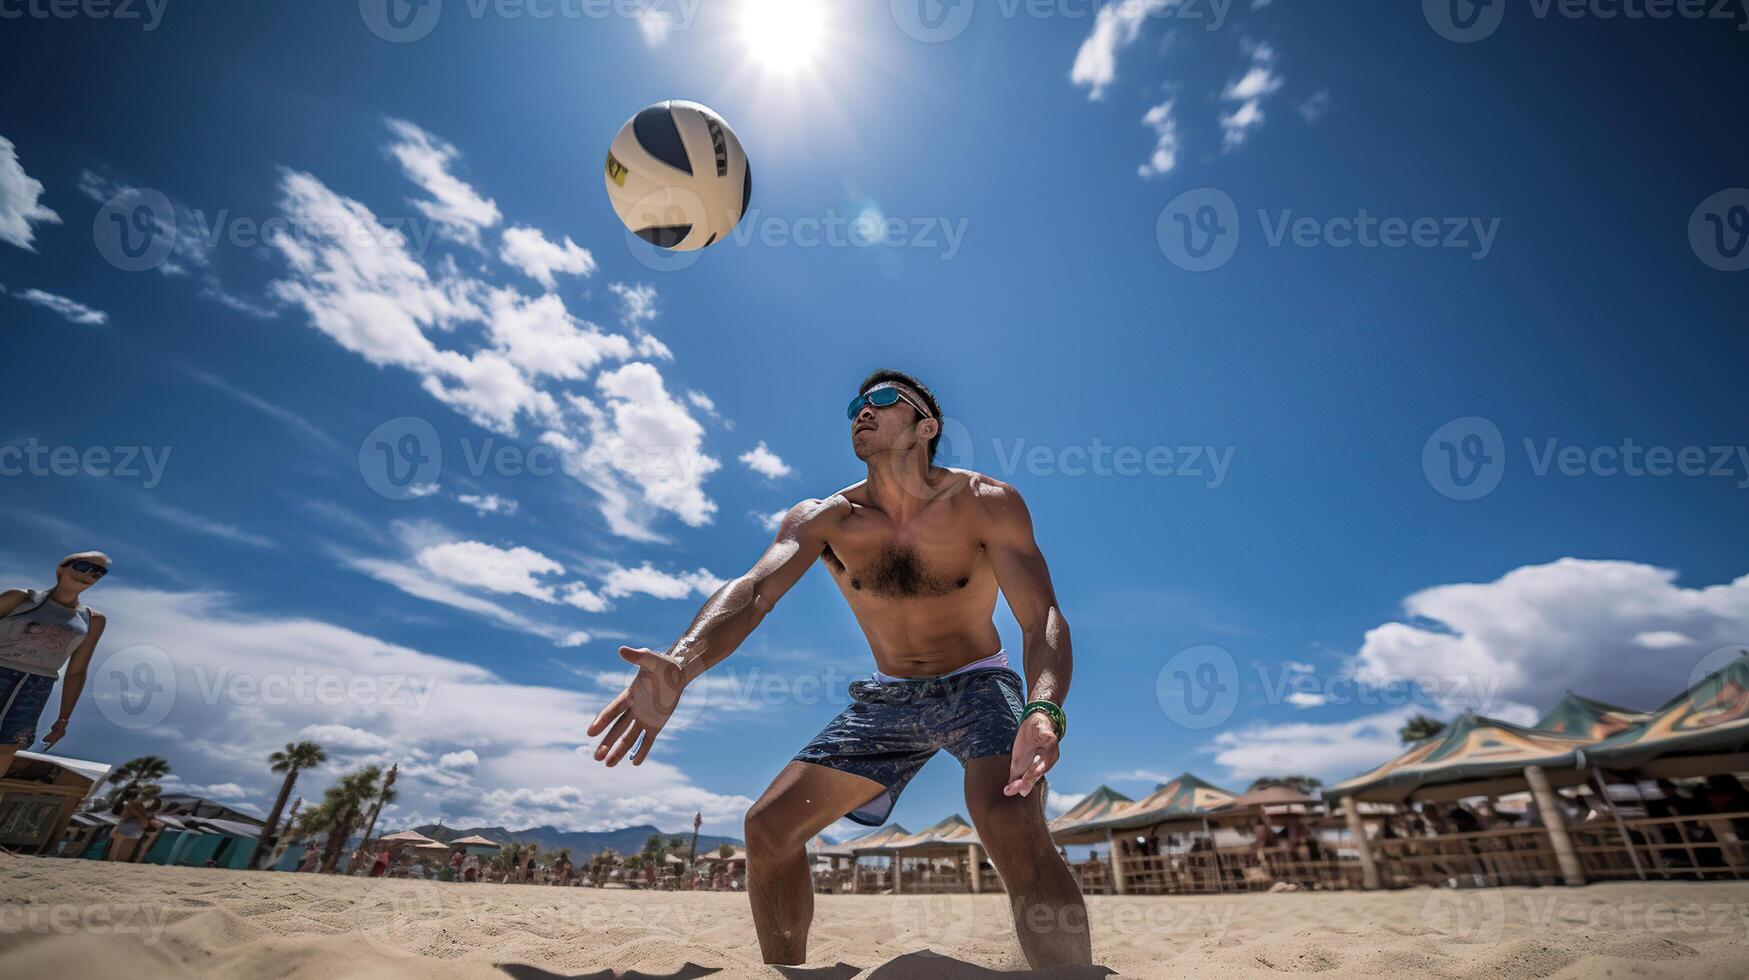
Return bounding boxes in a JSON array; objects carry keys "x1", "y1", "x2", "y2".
[{"x1": 3, "y1": 860, "x2": 1749, "y2": 978}]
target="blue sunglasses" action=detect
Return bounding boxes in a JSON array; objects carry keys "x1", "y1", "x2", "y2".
[{"x1": 846, "y1": 386, "x2": 932, "y2": 421}]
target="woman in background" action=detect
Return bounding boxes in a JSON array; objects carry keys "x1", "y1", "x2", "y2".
[{"x1": 0, "y1": 552, "x2": 110, "y2": 777}]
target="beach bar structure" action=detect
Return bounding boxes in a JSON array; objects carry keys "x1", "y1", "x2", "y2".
[
  {"x1": 1049, "y1": 773, "x2": 1238, "y2": 895},
  {"x1": 0, "y1": 751, "x2": 112, "y2": 855},
  {"x1": 1567, "y1": 653, "x2": 1749, "y2": 881},
  {"x1": 852, "y1": 814, "x2": 1000, "y2": 894},
  {"x1": 827, "y1": 824, "x2": 908, "y2": 893}
]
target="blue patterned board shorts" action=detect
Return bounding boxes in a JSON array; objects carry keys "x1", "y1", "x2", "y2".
[
  {"x1": 793, "y1": 667, "x2": 1025, "y2": 827},
  {"x1": 0, "y1": 666, "x2": 56, "y2": 747}
]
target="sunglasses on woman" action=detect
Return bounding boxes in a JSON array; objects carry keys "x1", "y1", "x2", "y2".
[
  {"x1": 63, "y1": 560, "x2": 108, "y2": 578},
  {"x1": 846, "y1": 386, "x2": 932, "y2": 421}
]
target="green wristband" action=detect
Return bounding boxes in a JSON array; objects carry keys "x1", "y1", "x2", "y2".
[{"x1": 1022, "y1": 700, "x2": 1065, "y2": 739}]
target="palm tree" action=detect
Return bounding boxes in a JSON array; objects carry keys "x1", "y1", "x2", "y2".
[
  {"x1": 296, "y1": 766, "x2": 383, "y2": 873},
  {"x1": 253, "y1": 741, "x2": 327, "y2": 869},
  {"x1": 103, "y1": 755, "x2": 170, "y2": 811},
  {"x1": 1398, "y1": 714, "x2": 1447, "y2": 744},
  {"x1": 1247, "y1": 775, "x2": 1323, "y2": 794},
  {"x1": 717, "y1": 843, "x2": 734, "y2": 860}
]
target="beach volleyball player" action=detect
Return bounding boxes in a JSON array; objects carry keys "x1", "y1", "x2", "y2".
[{"x1": 587, "y1": 370, "x2": 1089, "y2": 969}]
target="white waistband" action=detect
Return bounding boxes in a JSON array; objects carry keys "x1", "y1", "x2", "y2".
[{"x1": 874, "y1": 648, "x2": 1011, "y2": 684}]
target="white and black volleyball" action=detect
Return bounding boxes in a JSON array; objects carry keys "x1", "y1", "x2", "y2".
[{"x1": 604, "y1": 100, "x2": 751, "y2": 251}]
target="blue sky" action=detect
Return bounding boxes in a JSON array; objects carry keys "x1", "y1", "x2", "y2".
[{"x1": 2, "y1": 1, "x2": 1746, "y2": 838}]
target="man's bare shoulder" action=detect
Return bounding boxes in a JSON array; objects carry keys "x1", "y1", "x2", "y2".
[
  {"x1": 962, "y1": 471, "x2": 1031, "y2": 529},
  {"x1": 776, "y1": 493, "x2": 854, "y2": 536}
]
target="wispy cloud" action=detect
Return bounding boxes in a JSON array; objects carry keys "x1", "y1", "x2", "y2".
[
  {"x1": 0, "y1": 135, "x2": 61, "y2": 251},
  {"x1": 14, "y1": 288, "x2": 108, "y2": 325}
]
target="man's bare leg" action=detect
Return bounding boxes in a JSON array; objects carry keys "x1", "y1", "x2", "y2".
[
  {"x1": 964, "y1": 755, "x2": 1092, "y2": 969},
  {"x1": 744, "y1": 761, "x2": 885, "y2": 965}
]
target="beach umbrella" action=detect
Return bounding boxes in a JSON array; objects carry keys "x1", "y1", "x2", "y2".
[
  {"x1": 1585, "y1": 651, "x2": 1749, "y2": 775},
  {"x1": 1537, "y1": 692, "x2": 1653, "y2": 742}
]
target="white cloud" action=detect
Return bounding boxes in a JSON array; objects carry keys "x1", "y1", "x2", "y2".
[
  {"x1": 484, "y1": 287, "x2": 631, "y2": 381},
  {"x1": 686, "y1": 390, "x2": 716, "y2": 415},
  {"x1": 561, "y1": 582, "x2": 610, "y2": 614},
  {"x1": 1351, "y1": 558, "x2": 1749, "y2": 714},
  {"x1": 1136, "y1": 97, "x2": 1179, "y2": 178},
  {"x1": 561, "y1": 363, "x2": 721, "y2": 537},
  {"x1": 1298, "y1": 89, "x2": 1332, "y2": 124},
  {"x1": 0, "y1": 136, "x2": 60, "y2": 251},
  {"x1": 1207, "y1": 706, "x2": 1419, "y2": 783},
  {"x1": 27, "y1": 574, "x2": 751, "y2": 834},
  {"x1": 1283, "y1": 661, "x2": 1316, "y2": 673},
  {"x1": 1284, "y1": 691, "x2": 1327, "y2": 708},
  {"x1": 608, "y1": 281, "x2": 658, "y2": 328},
  {"x1": 499, "y1": 226, "x2": 597, "y2": 289},
  {"x1": 13, "y1": 288, "x2": 107, "y2": 325},
  {"x1": 601, "y1": 562, "x2": 726, "y2": 601},
  {"x1": 636, "y1": 6, "x2": 673, "y2": 45},
  {"x1": 414, "y1": 540, "x2": 568, "y2": 602},
  {"x1": 137, "y1": 498, "x2": 278, "y2": 549},
  {"x1": 1220, "y1": 40, "x2": 1285, "y2": 152},
  {"x1": 457, "y1": 493, "x2": 518, "y2": 516},
  {"x1": 385, "y1": 118, "x2": 502, "y2": 248},
  {"x1": 1069, "y1": 0, "x2": 1170, "y2": 100},
  {"x1": 738, "y1": 441, "x2": 792, "y2": 480},
  {"x1": 752, "y1": 509, "x2": 787, "y2": 533},
  {"x1": 1046, "y1": 790, "x2": 1087, "y2": 819}
]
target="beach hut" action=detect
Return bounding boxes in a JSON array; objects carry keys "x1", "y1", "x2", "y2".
[
  {"x1": 0, "y1": 751, "x2": 112, "y2": 855},
  {"x1": 449, "y1": 833, "x2": 503, "y2": 858},
  {"x1": 879, "y1": 815, "x2": 988, "y2": 894},
  {"x1": 1327, "y1": 713, "x2": 1599, "y2": 888},
  {"x1": 1052, "y1": 773, "x2": 1238, "y2": 895},
  {"x1": 833, "y1": 824, "x2": 909, "y2": 893},
  {"x1": 1537, "y1": 692, "x2": 1653, "y2": 742}
]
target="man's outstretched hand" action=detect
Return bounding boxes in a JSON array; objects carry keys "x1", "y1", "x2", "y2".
[
  {"x1": 1004, "y1": 712, "x2": 1060, "y2": 797},
  {"x1": 586, "y1": 646, "x2": 688, "y2": 767}
]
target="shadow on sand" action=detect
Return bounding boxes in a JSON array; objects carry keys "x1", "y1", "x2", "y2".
[{"x1": 499, "y1": 950, "x2": 1116, "y2": 979}]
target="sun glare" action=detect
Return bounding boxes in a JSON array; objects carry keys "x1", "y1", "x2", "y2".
[{"x1": 741, "y1": 0, "x2": 827, "y2": 73}]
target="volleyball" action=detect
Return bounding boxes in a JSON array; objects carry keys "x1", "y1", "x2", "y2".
[{"x1": 604, "y1": 100, "x2": 751, "y2": 251}]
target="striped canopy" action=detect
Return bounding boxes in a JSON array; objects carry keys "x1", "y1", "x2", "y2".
[
  {"x1": 1046, "y1": 785, "x2": 1134, "y2": 834},
  {"x1": 1536, "y1": 692, "x2": 1652, "y2": 742},
  {"x1": 876, "y1": 814, "x2": 982, "y2": 855},
  {"x1": 1051, "y1": 773, "x2": 1237, "y2": 843},
  {"x1": 834, "y1": 823, "x2": 911, "y2": 856},
  {"x1": 1327, "y1": 713, "x2": 1594, "y2": 803},
  {"x1": 1586, "y1": 651, "x2": 1749, "y2": 771}
]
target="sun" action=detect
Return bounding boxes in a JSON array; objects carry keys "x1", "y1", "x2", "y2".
[{"x1": 740, "y1": 0, "x2": 827, "y2": 73}]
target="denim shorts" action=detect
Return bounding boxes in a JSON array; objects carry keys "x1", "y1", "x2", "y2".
[
  {"x1": 0, "y1": 666, "x2": 55, "y2": 747},
  {"x1": 793, "y1": 667, "x2": 1024, "y2": 826}
]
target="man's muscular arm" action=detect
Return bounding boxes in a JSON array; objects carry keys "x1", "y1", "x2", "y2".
[
  {"x1": 586, "y1": 496, "x2": 843, "y2": 766},
  {"x1": 975, "y1": 476, "x2": 1072, "y2": 797}
]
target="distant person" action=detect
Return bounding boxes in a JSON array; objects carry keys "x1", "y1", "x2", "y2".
[
  {"x1": 109, "y1": 795, "x2": 157, "y2": 862},
  {"x1": 0, "y1": 553, "x2": 110, "y2": 776},
  {"x1": 371, "y1": 848, "x2": 390, "y2": 877}
]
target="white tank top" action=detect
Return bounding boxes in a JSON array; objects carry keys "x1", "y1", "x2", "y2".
[{"x1": 0, "y1": 590, "x2": 92, "y2": 677}]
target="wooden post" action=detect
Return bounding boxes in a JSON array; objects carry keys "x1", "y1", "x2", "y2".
[
  {"x1": 1342, "y1": 796, "x2": 1381, "y2": 890},
  {"x1": 1525, "y1": 765, "x2": 1586, "y2": 886},
  {"x1": 968, "y1": 844, "x2": 982, "y2": 893},
  {"x1": 1591, "y1": 768, "x2": 1646, "y2": 881},
  {"x1": 1106, "y1": 829, "x2": 1128, "y2": 895},
  {"x1": 892, "y1": 855, "x2": 903, "y2": 894}
]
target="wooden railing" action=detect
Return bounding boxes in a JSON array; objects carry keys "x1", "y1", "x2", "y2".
[
  {"x1": 1373, "y1": 827, "x2": 1562, "y2": 887},
  {"x1": 1571, "y1": 811, "x2": 1749, "y2": 881}
]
